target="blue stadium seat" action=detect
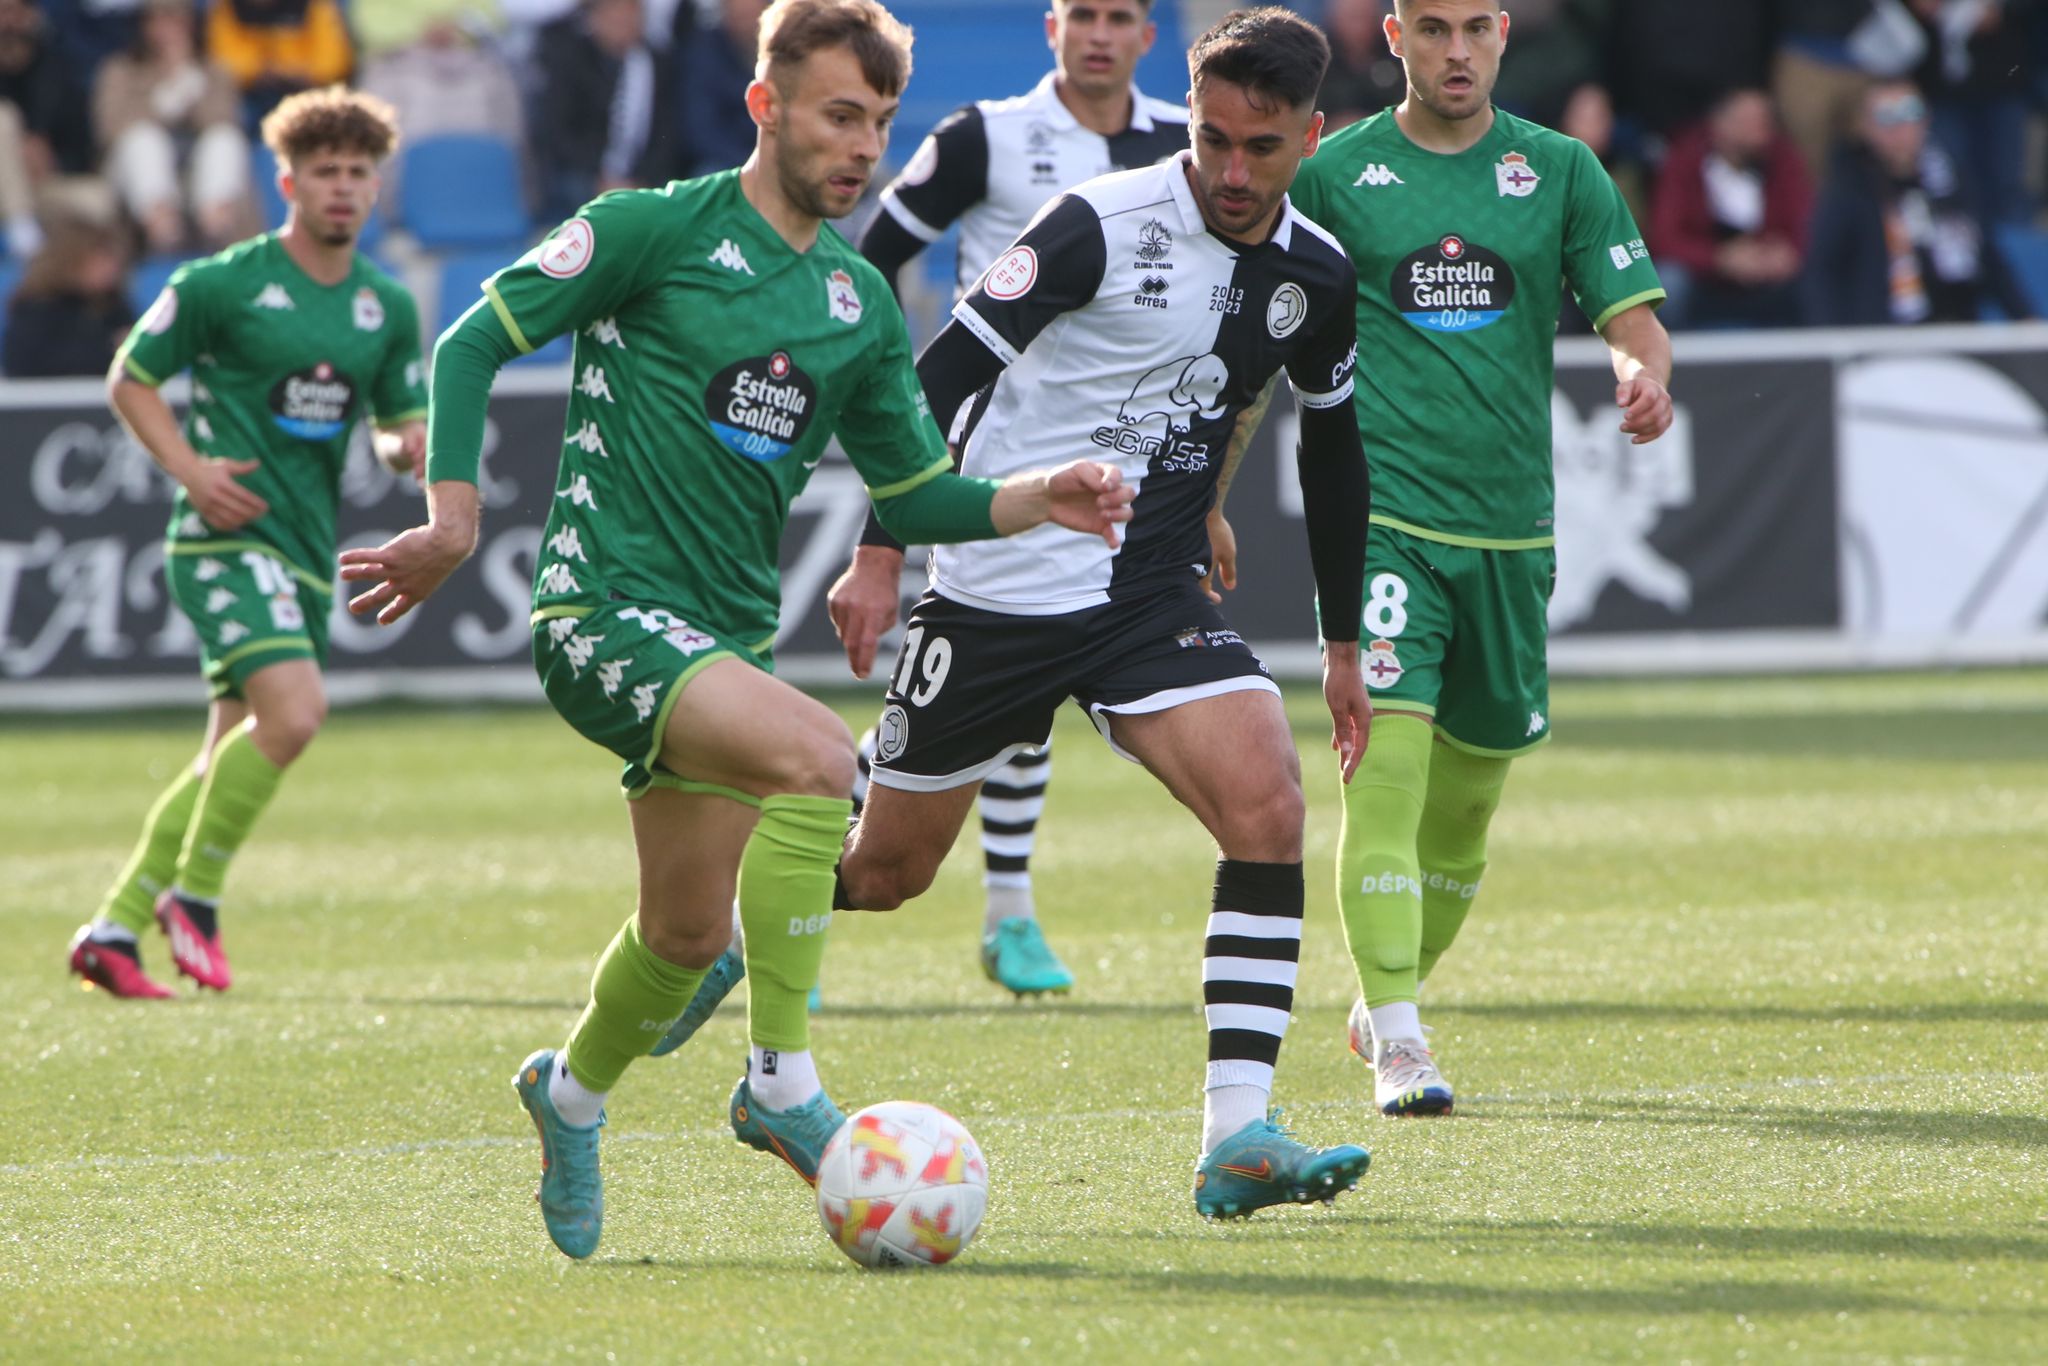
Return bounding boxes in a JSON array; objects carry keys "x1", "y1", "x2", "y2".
[
  {"x1": 252, "y1": 144, "x2": 387, "y2": 248},
  {"x1": 400, "y1": 135, "x2": 531, "y2": 251},
  {"x1": 436, "y1": 247, "x2": 568, "y2": 365},
  {"x1": 883, "y1": 1, "x2": 1187, "y2": 149},
  {"x1": 0, "y1": 256, "x2": 24, "y2": 359},
  {"x1": 129, "y1": 251, "x2": 192, "y2": 315},
  {"x1": 1995, "y1": 223, "x2": 2048, "y2": 318}
]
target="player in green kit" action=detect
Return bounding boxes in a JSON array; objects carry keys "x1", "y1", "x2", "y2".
[
  {"x1": 67, "y1": 89, "x2": 425, "y2": 999},
  {"x1": 338, "y1": 0, "x2": 1131, "y2": 1260},
  {"x1": 1287, "y1": 0, "x2": 1674, "y2": 1115}
]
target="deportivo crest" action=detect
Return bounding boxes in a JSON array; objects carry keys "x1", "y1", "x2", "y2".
[
  {"x1": 1266, "y1": 283, "x2": 1308, "y2": 339},
  {"x1": 352, "y1": 286, "x2": 384, "y2": 331},
  {"x1": 1364, "y1": 639, "x2": 1404, "y2": 689},
  {"x1": 539, "y1": 218, "x2": 595, "y2": 278},
  {"x1": 827, "y1": 268, "x2": 863, "y2": 324},
  {"x1": 1495, "y1": 152, "x2": 1540, "y2": 198}
]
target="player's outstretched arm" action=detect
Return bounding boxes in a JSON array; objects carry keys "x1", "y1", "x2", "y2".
[
  {"x1": 338, "y1": 479, "x2": 479, "y2": 624},
  {"x1": 1601, "y1": 303, "x2": 1674, "y2": 446},
  {"x1": 1295, "y1": 398, "x2": 1374, "y2": 780}
]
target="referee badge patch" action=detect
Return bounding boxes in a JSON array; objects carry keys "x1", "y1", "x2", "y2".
[
  {"x1": 539, "y1": 219, "x2": 595, "y2": 278},
  {"x1": 876, "y1": 703, "x2": 910, "y2": 762},
  {"x1": 983, "y1": 246, "x2": 1038, "y2": 300}
]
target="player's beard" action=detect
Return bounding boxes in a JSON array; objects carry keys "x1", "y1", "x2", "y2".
[
  {"x1": 1192, "y1": 172, "x2": 1282, "y2": 240},
  {"x1": 1414, "y1": 65, "x2": 1494, "y2": 123},
  {"x1": 774, "y1": 137, "x2": 854, "y2": 221}
]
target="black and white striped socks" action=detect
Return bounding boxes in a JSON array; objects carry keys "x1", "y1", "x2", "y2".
[{"x1": 1200, "y1": 859, "x2": 1304, "y2": 1153}]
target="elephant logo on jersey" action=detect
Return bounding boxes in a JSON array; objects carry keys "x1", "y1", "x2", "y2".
[
  {"x1": 1090, "y1": 353, "x2": 1229, "y2": 465},
  {"x1": 1393, "y1": 236, "x2": 1517, "y2": 332},
  {"x1": 706, "y1": 352, "x2": 819, "y2": 462},
  {"x1": 268, "y1": 362, "x2": 357, "y2": 440}
]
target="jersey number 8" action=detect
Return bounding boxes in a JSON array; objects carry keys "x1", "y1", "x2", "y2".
[{"x1": 1365, "y1": 573, "x2": 1409, "y2": 637}]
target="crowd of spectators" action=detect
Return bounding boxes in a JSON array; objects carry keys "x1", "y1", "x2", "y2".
[
  {"x1": 1321, "y1": 0, "x2": 2048, "y2": 329},
  {"x1": 6, "y1": 0, "x2": 2048, "y2": 377}
]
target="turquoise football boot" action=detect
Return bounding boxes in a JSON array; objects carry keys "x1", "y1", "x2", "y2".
[
  {"x1": 512, "y1": 1049, "x2": 604, "y2": 1258},
  {"x1": 729, "y1": 1075, "x2": 846, "y2": 1186},
  {"x1": 1193, "y1": 1111, "x2": 1371, "y2": 1219},
  {"x1": 980, "y1": 916, "x2": 1075, "y2": 997},
  {"x1": 649, "y1": 946, "x2": 745, "y2": 1057}
]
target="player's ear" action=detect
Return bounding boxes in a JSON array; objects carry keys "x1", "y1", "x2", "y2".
[
  {"x1": 746, "y1": 77, "x2": 779, "y2": 132},
  {"x1": 1498, "y1": 9, "x2": 1510, "y2": 48},
  {"x1": 1139, "y1": 19, "x2": 1155, "y2": 56},
  {"x1": 1384, "y1": 10, "x2": 1402, "y2": 59},
  {"x1": 1044, "y1": 9, "x2": 1057, "y2": 54},
  {"x1": 1303, "y1": 110, "x2": 1325, "y2": 158}
]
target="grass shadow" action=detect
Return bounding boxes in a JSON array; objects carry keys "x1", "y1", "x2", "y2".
[
  {"x1": 1543, "y1": 707, "x2": 2048, "y2": 764},
  {"x1": 1523, "y1": 1097, "x2": 2048, "y2": 1150},
  {"x1": 1443, "y1": 999, "x2": 2048, "y2": 1027},
  {"x1": 1427, "y1": 1220, "x2": 2048, "y2": 1265}
]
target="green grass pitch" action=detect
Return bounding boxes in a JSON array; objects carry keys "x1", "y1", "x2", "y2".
[{"x1": 4, "y1": 672, "x2": 2045, "y2": 1362}]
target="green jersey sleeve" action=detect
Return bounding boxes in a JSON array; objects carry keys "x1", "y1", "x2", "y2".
[
  {"x1": 370, "y1": 285, "x2": 428, "y2": 423},
  {"x1": 834, "y1": 297, "x2": 953, "y2": 500},
  {"x1": 479, "y1": 190, "x2": 674, "y2": 355},
  {"x1": 1561, "y1": 137, "x2": 1665, "y2": 331},
  {"x1": 117, "y1": 261, "x2": 218, "y2": 387}
]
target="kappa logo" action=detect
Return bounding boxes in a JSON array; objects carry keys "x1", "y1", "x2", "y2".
[
  {"x1": 539, "y1": 219, "x2": 595, "y2": 278},
  {"x1": 577, "y1": 364, "x2": 615, "y2": 403},
  {"x1": 1353, "y1": 163, "x2": 1404, "y2": 187},
  {"x1": 565, "y1": 420, "x2": 609, "y2": 457},
  {"x1": 252, "y1": 283, "x2": 294, "y2": 310},
  {"x1": 1496, "y1": 151, "x2": 1541, "y2": 198},
  {"x1": 586, "y1": 317, "x2": 627, "y2": 349},
  {"x1": 709, "y1": 238, "x2": 754, "y2": 275},
  {"x1": 1527, "y1": 711, "x2": 1547, "y2": 737},
  {"x1": 547, "y1": 526, "x2": 588, "y2": 562}
]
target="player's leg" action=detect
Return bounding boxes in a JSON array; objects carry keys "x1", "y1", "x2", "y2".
[
  {"x1": 1414, "y1": 741, "x2": 1512, "y2": 984},
  {"x1": 838, "y1": 779, "x2": 984, "y2": 911},
  {"x1": 1096, "y1": 683, "x2": 1370, "y2": 1216},
  {"x1": 68, "y1": 697, "x2": 247, "y2": 998},
  {"x1": 974, "y1": 743, "x2": 1074, "y2": 994}
]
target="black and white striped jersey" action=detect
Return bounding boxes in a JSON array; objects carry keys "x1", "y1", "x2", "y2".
[
  {"x1": 877, "y1": 72, "x2": 1189, "y2": 297},
  {"x1": 932, "y1": 151, "x2": 1359, "y2": 615}
]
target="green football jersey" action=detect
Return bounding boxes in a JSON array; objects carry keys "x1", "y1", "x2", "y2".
[
  {"x1": 1292, "y1": 109, "x2": 1664, "y2": 549},
  {"x1": 118, "y1": 233, "x2": 428, "y2": 588},
  {"x1": 473, "y1": 171, "x2": 952, "y2": 652}
]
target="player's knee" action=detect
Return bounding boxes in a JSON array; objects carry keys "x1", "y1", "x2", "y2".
[
  {"x1": 838, "y1": 843, "x2": 936, "y2": 911},
  {"x1": 252, "y1": 696, "x2": 326, "y2": 765},
  {"x1": 770, "y1": 717, "x2": 858, "y2": 798},
  {"x1": 1215, "y1": 770, "x2": 1305, "y2": 861},
  {"x1": 638, "y1": 910, "x2": 731, "y2": 970}
]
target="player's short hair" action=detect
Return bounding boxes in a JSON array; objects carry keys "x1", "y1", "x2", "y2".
[
  {"x1": 1187, "y1": 7, "x2": 1331, "y2": 113},
  {"x1": 759, "y1": 0, "x2": 914, "y2": 98},
  {"x1": 260, "y1": 86, "x2": 400, "y2": 166},
  {"x1": 1053, "y1": 0, "x2": 1155, "y2": 11}
]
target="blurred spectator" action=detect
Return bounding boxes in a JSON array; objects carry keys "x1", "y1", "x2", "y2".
[
  {"x1": 353, "y1": 0, "x2": 504, "y2": 62},
  {"x1": 1318, "y1": 0, "x2": 1402, "y2": 130},
  {"x1": 360, "y1": 8, "x2": 524, "y2": 215},
  {"x1": 530, "y1": 0, "x2": 656, "y2": 220},
  {"x1": 1804, "y1": 80, "x2": 2033, "y2": 324},
  {"x1": 2, "y1": 211, "x2": 132, "y2": 374},
  {"x1": 44, "y1": 0, "x2": 144, "y2": 75},
  {"x1": 0, "y1": 0, "x2": 96, "y2": 255},
  {"x1": 1909, "y1": 0, "x2": 2032, "y2": 225},
  {"x1": 206, "y1": 0, "x2": 353, "y2": 125},
  {"x1": 1560, "y1": 82, "x2": 1647, "y2": 226},
  {"x1": 94, "y1": 0, "x2": 251, "y2": 254},
  {"x1": 1650, "y1": 89, "x2": 1813, "y2": 329},
  {"x1": 678, "y1": 0, "x2": 760, "y2": 176},
  {"x1": 1491, "y1": 0, "x2": 1612, "y2": 130},
  {"x1": 1607, "y1": 0, "x2": 1774, "y2": 146},
  {"x1": 1774, "y1": 0, "x2": 1877, "y2": 180}
]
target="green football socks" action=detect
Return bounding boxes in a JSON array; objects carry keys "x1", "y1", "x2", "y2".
[
  {"x1": 563, "y1": 916, "x2": 712, "y2": 1093},
  {"x1": 1336, "y1": 713, "x2": 1433, "y2": 1007},
  {"x1": 736, "y1": 794, "x2": 852, "y2": 1054},
  {"x1": 96, "y1": 762, "x2": 204, "y2": 934},
  {"x1": 172, "y1": 721, "x2": 283, "y2": 903},
  {"x1": 1415, "y1": 744, "x2": 1511, "y2": 983}
]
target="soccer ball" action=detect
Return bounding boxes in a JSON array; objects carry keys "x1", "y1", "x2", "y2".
[{"x1": 815, "y1": 1100, "x2": 988, "y2": 1269}]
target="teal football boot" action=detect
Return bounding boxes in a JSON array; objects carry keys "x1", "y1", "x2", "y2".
[
  {"x1": 729, "y1": 1075, "x2": 847, "y2": 1186},
  {"x1": 980, "y1": 916, "x2": 1075, "y2": 997},
  {"x1": 650, "y1": 946, "x2": 745, "y2": 1057},
  {"x1": 1194, "y1": 1111, "x2": 1371, "y2": 1219},
  {"x1": 512, "y1": 1049, "x2": 604, "y2": 1258}
]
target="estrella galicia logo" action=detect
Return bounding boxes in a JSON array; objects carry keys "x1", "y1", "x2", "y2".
[
  {"x1": 1394, "y1": 234, "x2": 1516, "y2": 332},
  {"x1": 706, "y1": 350, "x2": 818, "y2": 461},
  {"x1": 268, "y1": 362, "x2": 356, "y2": 440}
]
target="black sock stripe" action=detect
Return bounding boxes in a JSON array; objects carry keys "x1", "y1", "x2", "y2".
[
  {"x1": 985, "y1": 853, "x2": 1030, "y2": 874},
  {"x1": 1202, "y1": 980, "x2": 1294, "y2": 1010},
  {"x1": 1203, "y1": 934, "x2": 1302, "y2": 961},
  {"x1": 980, "y1": 780, "x2": 1048, "y2": 801},
  {"x1": 999, "y1": 749, "x2": 1052, "y2": 772},
  {"x1": 1207, "y1": 1028, "x2": 1283, "y2": 1066},
  {"x1": 979, "y1": 817, "x2": 1041, "y2": 837}
]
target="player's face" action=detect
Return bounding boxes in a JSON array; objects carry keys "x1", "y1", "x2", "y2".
[
  {"x1": 759, "y1": 45, "x2": 899, "y2": 220},
  {"x1": 1048, "y1": 1, "x2": 1155, "y2": 101},
  {"x1": 1186, "y1": 78, "x2": 1322, "y2": 243},
  {"x1": 1387, "y1": 1, "x2": 1507, "y2": 124},
  {"x1": 282, "y1": 148, "x2": 381, "y2": 248}
]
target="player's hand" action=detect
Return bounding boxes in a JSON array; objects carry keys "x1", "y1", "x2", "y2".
[
  {"x1": 338, "y1": 522, "x2": 472, "y2": 624},
  {"x1": 181, "y1": 456, "x2": 268, "y2": 530},
  {"x1": 1323, "y1": 643, "x2": 1372, "y2": 783},
  {"x1": 374, "y1": 425, "x2": 428, "y2": 487},
  {"x1": 1202, "y1": 507, "x2": 1238, "y2": 605},
  {"x1": 827, "y1": 545, "x2": 905, "y2": 679},
  {"x1": 1034, "y1": 459, "x2": 1133, "y2": 547},
  {"x1": 1616, "y1": 374, "x2": 1673, "y2": 446}
]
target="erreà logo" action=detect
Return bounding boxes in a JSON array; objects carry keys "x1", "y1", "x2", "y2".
[
  {"x1": 1391, "y1": 235, "x2": 1516, "y2": 333},
  {"x1": 705, "y1": 351, "x2": 818, "y2": 461}
]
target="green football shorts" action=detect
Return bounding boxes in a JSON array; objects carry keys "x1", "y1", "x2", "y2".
[
  {"x1": 1350, "y1": 521, "x2": 1556, "y2": 757},
  {"x1": 531, "y1": 601, "x2": 769, "y2": 795},
  {"x1": 165, "y1": 545, "x2": 330, "y2": 700}
]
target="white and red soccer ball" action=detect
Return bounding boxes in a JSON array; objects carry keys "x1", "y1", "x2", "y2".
[{"x1": 815, "y1": 1101, "x2": 987, "y2": 1269}]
